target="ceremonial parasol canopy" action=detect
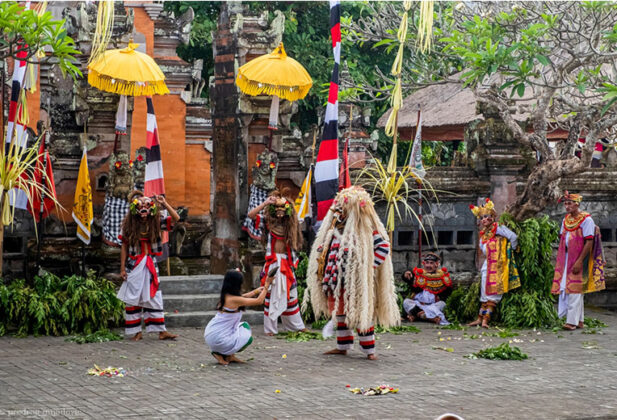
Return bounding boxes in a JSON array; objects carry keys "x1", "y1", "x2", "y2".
[
  {"x1": 236, "y1": 42, "x2": 312, "y2": 101},
  {"x1": 236, "y1": 42, "x2": 312, "y2": 134},
  {"x1": 87, "y1": 42, "x2": 169, "y2": 96}
]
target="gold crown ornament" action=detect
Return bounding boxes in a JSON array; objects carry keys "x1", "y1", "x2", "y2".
[{"x1": 469, "y1": 198, "x2": 497, "y2": 219}]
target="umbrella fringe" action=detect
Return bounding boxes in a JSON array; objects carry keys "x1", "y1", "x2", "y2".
[
  {"x1": 235, "y1": 76, "x2": 311, "y2": 102},
  {"x1": 88, "y1": 71, "x2": 170, "y2": 96}
]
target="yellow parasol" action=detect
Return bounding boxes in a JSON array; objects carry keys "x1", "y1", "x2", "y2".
[
  {"x1": 236, "y1": 42, "x2": 312, "y2": 101},
  {"x1": 87, "y1": 42, "x2": 169, "y2": 96},
  {"x1": 236, "y1": 42, "x2": 312, "y2": 137}
]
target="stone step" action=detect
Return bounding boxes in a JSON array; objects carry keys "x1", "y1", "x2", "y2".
[
  {"x1": 164, "y1": 309, "x2": 264, "y2": 328},
  {"x1": 158, "y1": 275, "x2": 224, "y2": 295},
  {"x1": 164, "y1": 294, "x2": 220, "y2": 313}
]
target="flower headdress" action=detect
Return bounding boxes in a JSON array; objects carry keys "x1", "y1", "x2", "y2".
[
  {"x1": 268, "y1": 197, "x2": 293, "y2": 217},
  {"x1": 558, "y1": 190, "x2": 582, "y2": 204},
  {"x1": 469, "y1": 198, "x2": 497, "y2": 219}
]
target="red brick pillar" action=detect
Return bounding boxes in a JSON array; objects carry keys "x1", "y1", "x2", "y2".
[{"x1": 210, "y1": 3, "x2": 241, "y2": 274}]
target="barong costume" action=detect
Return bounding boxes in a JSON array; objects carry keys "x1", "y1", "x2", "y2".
[
  {"x1": 204, "y1": 307, "x2": 253, "y2": 356},
  {"x1": 403, "y1": 266, "x2": 453, "y2": 325},
  {"x1": 304, "y1": 187, "x2": 399, "y2": 355},
  {"x1": 470, "y1": 199, "x2": 520, "y2": 323},
  {"x1": 552, "y1": 193, "x2": 605, "y2": 326},
  {"x1": 117, "y1": 215, "x2": 173, "y2": 335}
]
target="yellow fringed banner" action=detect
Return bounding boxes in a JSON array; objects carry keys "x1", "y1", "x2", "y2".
[
  {"x1": 88, "y1": 71, "x2": 170, "y2": 96},
  {"x1": 235, "y1": 74, "x2": 312, "y2": 102}
]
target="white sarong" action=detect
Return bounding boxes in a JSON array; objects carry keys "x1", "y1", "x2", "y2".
[{"x1": 117, "y1": 257, "x2": 163, "y2": 310}]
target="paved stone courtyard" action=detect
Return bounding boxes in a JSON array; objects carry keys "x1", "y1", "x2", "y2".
[{"x1": 1, "y1": 308, "x2": 617, "y2": 420}]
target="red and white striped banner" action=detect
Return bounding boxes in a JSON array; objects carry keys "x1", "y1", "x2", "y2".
[
  {"x1": 144, "y1": 97, "x2": 165, "y2": 197},
  {"x1": 313, "y1": 0, "x2": 341, "y2": 223}
]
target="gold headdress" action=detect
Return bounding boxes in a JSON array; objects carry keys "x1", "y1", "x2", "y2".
[
  {"x1": 469, "y1": 198, "x2": 497, "y2": 219},
  {"x1": 559, "y1": 190, "x2": 582, "y2": 204}
]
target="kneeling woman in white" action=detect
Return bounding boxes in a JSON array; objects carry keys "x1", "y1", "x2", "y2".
[{"x1": 205, "y1": 270, "x2": 273, "y2": 365}]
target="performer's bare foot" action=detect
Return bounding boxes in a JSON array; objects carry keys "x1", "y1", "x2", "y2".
[
  {"x1": 212, "y1": 353, "x2": 229, "y2": 365},
  {"x1": 481, "y1": 318, "x2": 490, "y2": 328},
  {"x1": 367, "y1": 354, "x2": 378, "y2": 360},
  {"x1": 225, "y1": 354, "x2": 246, "y2": 364},
  {"x1": 159, "y1": 331, "x2": 178, "y2": 340},
  {"x1": 265, "y1": 332, "x2": 275, "y2": 336},
  {"x1": 432, "y1": 316, "x2": 442, "y2": 325},
  {"x1": 130, "y1": 332, "x2": 143, "y2": 341},
  {"x1": 299, "y1": 328, "x2": 309, "y2": 333},
  {"x1": 467, "y1": 317, "x2": 482, "y2": 327},
  {"x1": 577, "y1": 321, "x2": 584, "y2": 329},
  {"x1": 324, "y1": 348, "x2": 347, "y2": 356},
  {"x1": 406, "y1": 314, "x2": 416, "y2": 322},
  {"x1": 563, "y1": 323, "x2": 577, "y2": 331}
]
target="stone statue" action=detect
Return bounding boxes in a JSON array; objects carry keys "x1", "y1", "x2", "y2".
[
  {"x1": 107, "y1": 151, "x2": 134, "y2": 200},
  {"x1": 133, "y1": 147, "x2": 147, "y2": 191},
  {"x1": 252, "y1": 149, "x2": 278, "y2": 192}
]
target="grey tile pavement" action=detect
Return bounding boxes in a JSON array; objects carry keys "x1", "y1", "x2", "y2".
[{"x1": 0, "y1": 309, "x2": 616, "y2": 419}]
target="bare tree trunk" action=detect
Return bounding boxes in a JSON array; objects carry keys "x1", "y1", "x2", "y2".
[
  {"x1": 506, "y1": 156, "x2": 588, "y2": 221},
  {"x1": 506, "y1": 165, "x2": 562, "y2": 221}
]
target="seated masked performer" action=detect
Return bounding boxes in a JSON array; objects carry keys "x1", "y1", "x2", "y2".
[
  {"x1": 468, "y1": 198, "x2": 520, "y2": 328},
  {"x1": 402, "y1": 252, "x2": 453, "y2": 325},
  {"x1": 552, "y1": 191, "x2": 605, "y2": 331},
  {"x1": 303, "y1": 187, "x2": 400, "y2": 360},
  {"x1": 247, "y1": 190, "x2": 307, "y2": 335}
]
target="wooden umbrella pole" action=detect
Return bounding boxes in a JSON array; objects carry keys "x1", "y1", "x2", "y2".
[{"x1": 415, "y1": 108, "x2": 423, "y2": 264}]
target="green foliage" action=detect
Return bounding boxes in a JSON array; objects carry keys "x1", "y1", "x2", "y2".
[
  {"x1": 584, "y1": 317, "x2": 608, "y2": 329},
  {"x1": 167, "y1": 2, "x2": 392, "y2": 132},
  {"x1": 494, "y1": 214, "x2": 560, "y2": 329},
  {"x1": 481, "y1": 328, "x2": 518, "y2": 338},
  {"x1": 498, "y1": 290, "x2": 558, "y2": 329},
  {"x1": 65, "y1": 330, "x2": 123, "y2": 344},
  {"x1": 311, "y1": 319, "x2": 328, "y2": 330},
  {"x1": 374, "y1": 325, "x2": 420, "y2": 335},
  {"x1": 277, "y1": 330, "x2": 325, "y2": 342},
  {"x1": 501, "y1": 214, "x2": 559, "y2": 293},
  {"x1": 294, "y1": 251, "x2": 315, "y2": 324},
  {"x1": 467, "y1": 342, "x2": 528, "y2": 361},
  {"x1": 444, "y1": 282, "x2": 480, "y2": 324},
  {"x1": 0, "y1": 271, "x2": 124, "y2": 337},
  {"x1": 0, "y1": 2, "x2": 81, "y2": 79},
  {"x1": 440, "y1": 9, "x2": 553, "y2": 96}
]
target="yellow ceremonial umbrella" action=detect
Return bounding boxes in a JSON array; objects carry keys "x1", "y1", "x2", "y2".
[
  {"x1": 236, "y1": 42, "x2": 312, "y2": 101},
  {"x1": 87, "y1": 42, "x2": 169, "y2": 96},
  {"x1": 87, "y1": 41, "x2": 168, "y2": 152},
  {"x1": 236, "y1": 42, "x2": 312, "y2": 137}
]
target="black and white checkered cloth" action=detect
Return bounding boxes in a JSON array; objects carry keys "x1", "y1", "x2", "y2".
[
  {"x1": 103, "y1": 194, "x2": 129, "y2": 245},
  {"x1": 242, "y1": 185, "x2": 268, "y2": 240}
]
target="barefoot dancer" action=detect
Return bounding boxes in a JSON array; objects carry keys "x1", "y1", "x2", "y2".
[
  {"x1": 552, "y1": 191, "x2": 605, "y2": 331},
  {"x1": 117, "y1": 191, "x2": 179, "y2": 341},
  {"x1": 468, "y1": 198, "x2": 520, "y2": 328},
  {"x1": 304, "y1": 187, "x2": 399, "y2": 360},
  {"x1": 205, "y1": 270, "x2": 273, "y2": 365},
  {"x1": 402, "y1": 252, "x2": 453, "y2": 325},
  {"x1": 247, "y1": 190, "x2": 307, "y2": 335}
]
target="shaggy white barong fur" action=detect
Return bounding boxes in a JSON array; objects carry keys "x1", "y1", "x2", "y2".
[{"x1": 302, "y1": 187, "x2": 400, "y2": 331}]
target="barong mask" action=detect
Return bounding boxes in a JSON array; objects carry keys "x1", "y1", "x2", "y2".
[
  {"x1": 331, "y1": 186, "x2": 374, "y2": 226},
  {"x1": 130, "y1": 197, "x2": 157, "y2": 218},
  {"x1": 268, "y1": 197, "x2": 293, "y2": 219}
]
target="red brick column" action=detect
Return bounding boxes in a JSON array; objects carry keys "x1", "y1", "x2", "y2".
[{"x1": 210, "y1": 4, "x2": 241, "y2": 274}]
